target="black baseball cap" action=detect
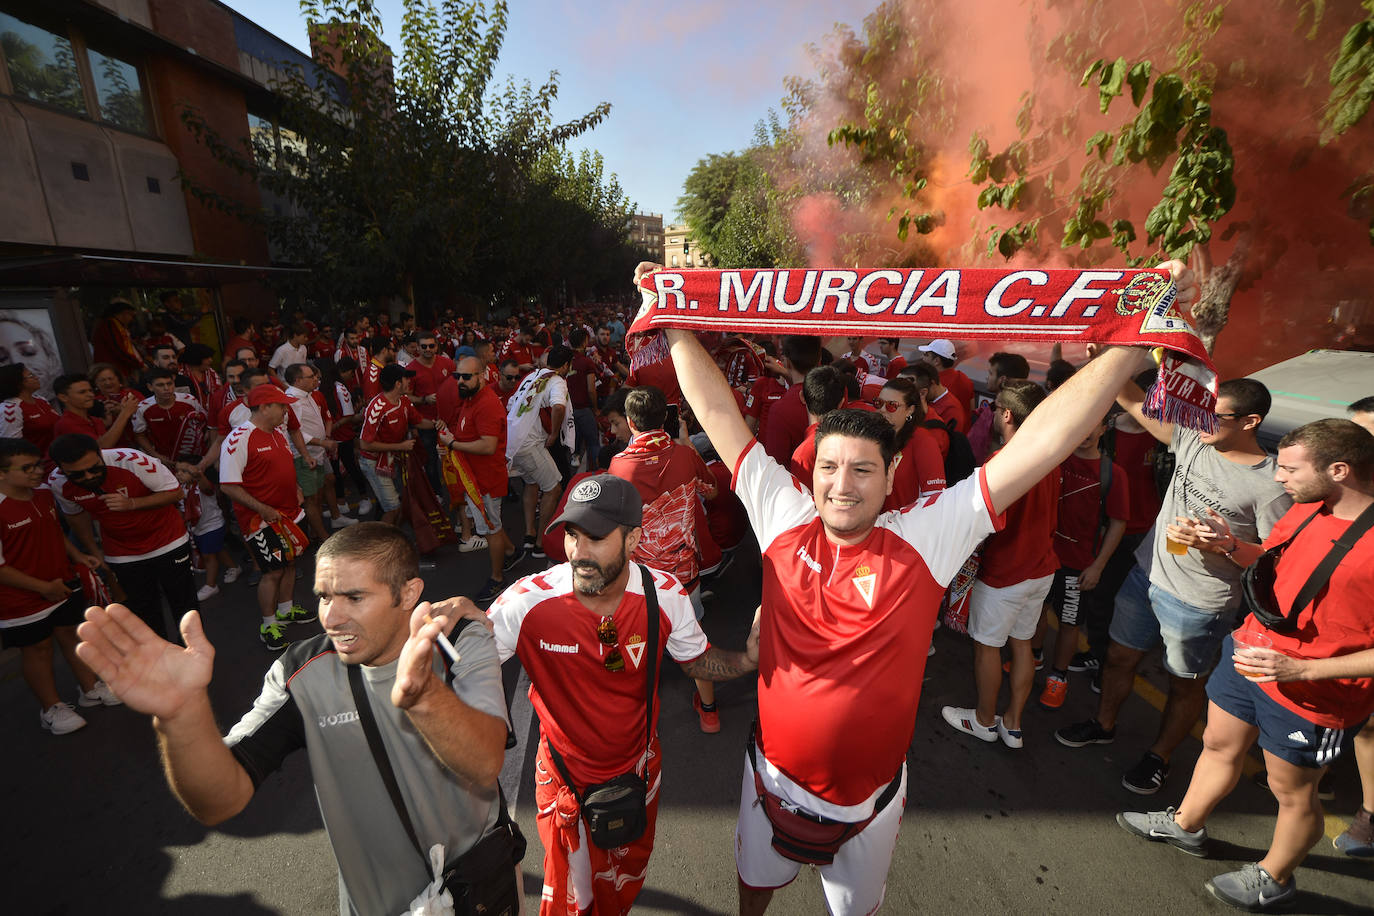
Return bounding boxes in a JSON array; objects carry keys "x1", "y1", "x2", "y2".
[
  {"x1": 379, "y1": 363, "x2": 417, "y2": 390},
  {"x1": 546, "y1": 475, "x2": 642, "y2": 538}
]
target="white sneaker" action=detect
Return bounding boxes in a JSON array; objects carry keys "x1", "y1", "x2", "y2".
[
  {"x1": 997, "y1": 720, "x2": 1024, "y2": 749},
  {"x1": 196, "y1": 584, "x2": 220, "y2": 602},
  {"x1": 459, "y1": 536, "x2": 489, "y2": 553},
  {"x1": 331, "y1": 515, "x2": 360, "y2": 528},
  {"x1": 222, "y1": 566, "x2": 241, "y2": 584},
  {"x1": 356, "y1": 498, "x2": 373, "y2": 516},
  {"x1": 78, "y1": 680, "x2": 123, "y2": 708},
  {"x1": 941, "y1": 706, "x2": 1000, "y2": 742},
  {"x1": 40, "y1": 702, "x2": 87, "y2": 735}
]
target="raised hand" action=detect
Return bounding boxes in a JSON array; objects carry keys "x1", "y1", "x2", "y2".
[
  {"x1": 746, "y1": 606, "x2": 762, "y2": 666},
  {"x1": 75, "y1": 606, "x2": 214, "y2": 721},
  {"x1": 392, "y1": 603, "x2": 446, "y2": 710}
]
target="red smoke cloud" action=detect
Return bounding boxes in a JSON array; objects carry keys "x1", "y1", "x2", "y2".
[{"x1": 776, "y1": 0, "x2": 1374, "y2": 377}]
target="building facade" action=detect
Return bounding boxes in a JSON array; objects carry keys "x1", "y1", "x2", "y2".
[
  {"x1": 663, "y1": 223, "x2": 710, "y2": 269},
  {"x1": 0, "y1": 0, "x2": 315, "y2": 376}
]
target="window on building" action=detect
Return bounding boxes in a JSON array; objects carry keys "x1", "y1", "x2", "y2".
[
  {"x1": 671, "y1": 255, "x2": 680, "y2": 267},
  {"x1": 0, "y1": 11, "x2": 86, "y2": 114},
  {"x1": 87, "y1": 47, "x2": 147, "y2": 133}
]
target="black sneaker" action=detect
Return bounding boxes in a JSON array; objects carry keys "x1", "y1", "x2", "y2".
[
  {"x1": 1068, "y1": 651, "x2": 1101, "y2": 674},
  {"x1": 532, "y1": 542, "x2": 546, "y2": 559},
  {"x1": 1123, "y1": 752, "x2": 1170, "y2": 795},
  {"x1": 1055, "y1": 718, "x2": 1116, "y2": 748},
  {"x1": 474, "y1": 578, "x2": 504, "y2": 605},
  {"x1": 1091, "y1": 670, "x2": 1103, "y2": 694},
  {"x1": 503, "y1": 545, "x2": 528, "y2": 571}
]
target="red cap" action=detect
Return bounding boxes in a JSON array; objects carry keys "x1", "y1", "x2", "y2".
[{"x1": 247, "y1": 385, "x2": 298, "y2": 407}]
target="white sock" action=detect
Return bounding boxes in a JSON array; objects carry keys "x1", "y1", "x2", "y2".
[
  {"x1": 276, "y1": 601, "x2": 293, "y2": 614},
  {"x1": 261, "y1": 615, "x2": 275, "y2": 627}
]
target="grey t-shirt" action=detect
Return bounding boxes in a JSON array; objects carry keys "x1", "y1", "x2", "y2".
[
  {"x1": 225, "y1": 624, "x2": 508, "y2": 916},
  {"x1": 1135, "y1": 426, "x2": 1292, "y2": 612}
]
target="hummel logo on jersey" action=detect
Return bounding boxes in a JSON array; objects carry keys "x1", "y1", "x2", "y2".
[
  {"x1": 1287, "y1": 730, "x2": 1309, "y2": 745},
  {"x1": 7, "y1": 516, "x2": 32, "y2": 529},
  {"x1": 852, "y1": 564, "x2": 877, "y2": 608},
  {"x1": 540, "y1": 639, "x2": 579, "y2": 654},
  {"x1": 256, "y1": 446, "x2": 275, "y2": 453},
  {"x1": 795, "y1": 545, "x2": 821, "y2": 573}
]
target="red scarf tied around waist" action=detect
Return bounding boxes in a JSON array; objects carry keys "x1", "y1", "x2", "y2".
[{"x1": 628, "y1": 267, "x2": 1218, "y2": 431}]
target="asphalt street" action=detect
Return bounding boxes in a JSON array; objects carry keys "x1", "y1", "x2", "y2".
[{"x1": 4, "y1": 514, "x2": 1372, "y2": 915}]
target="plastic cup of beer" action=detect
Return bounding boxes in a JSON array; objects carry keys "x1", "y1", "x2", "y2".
[
  {"x1": 1165, "y1": 533, "x2": 1190, "y2": 555},
  {"x1": 1233, "y1": 631, "x2": 1273, "y2": 679}
]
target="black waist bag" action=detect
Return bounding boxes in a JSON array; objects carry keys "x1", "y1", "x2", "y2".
[
  {"x1": 548, "y1": 564, "x2": 661, "y2": 850},
  {"x1": 1241, "y1": 504, "x2": 1374, "y2": 633},
  {"x1": 747, "y1": 722, "x2": 902, "y2": 866}
]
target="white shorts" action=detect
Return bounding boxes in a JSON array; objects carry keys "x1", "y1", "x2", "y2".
[
  {"x1": 735, "y1": 754, "x2": 907, "y2": 916},
  {"x1": 967, "y1": 573, "x2": 1055, "y2": 648},
  {"x1": 508, "y1": 445, "x2": 561, "y2": 493},
  {"x1": 464, "y1": 493, "x2": 503, "y2": 536}
]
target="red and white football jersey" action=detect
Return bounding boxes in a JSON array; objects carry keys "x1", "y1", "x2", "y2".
[
  {"x1": 132, "y1": 393, "x2": 207, "y2": 461},
  {"x1": 359, "y1": 393, "x2": 422, "y2": 463},
  {"x1": 219, "y1": 423, "x2": 302, "y2": 534},
  {"x1": 733, "y1": 439, "x2": 1001, "y2": 814},
  {"x1": 0, "y1": 396, "x2": 60, "y2": 458},
  {"x1": 487, "y1": 564, "x2": 707, "y2": 785},
  {"x1": 0, "y1": 489, "x2": 72, "y2": 626},
  {"x1": 48, "y1": 449, "x2": 188, "y2": 562}
]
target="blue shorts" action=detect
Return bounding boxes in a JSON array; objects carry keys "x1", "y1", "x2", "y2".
[
  {"x1": 1108, "y1": 564, "x2": 1232, "y2": 678},
  {"x1": 193, "y1": 525, "x2": 227, "y2": 556},
  {"x1": 1208, "y1": 635, "x2": 1362, "y2": 769}
]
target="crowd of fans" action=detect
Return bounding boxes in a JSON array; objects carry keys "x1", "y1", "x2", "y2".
[{"x1": 3, "y1": 282, "x2": 1373, "y2": 915}]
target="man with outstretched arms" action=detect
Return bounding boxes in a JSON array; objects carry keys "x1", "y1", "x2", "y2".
[
  {"x1": 662, "y1": 262, "x2": 1196, "y2": 915},
  {"x1": 484, "y1": 474, "x2": 759, "y2": 916},
  {"x1": 74, "y1": 523, "x2": 513, "y2": 916}
]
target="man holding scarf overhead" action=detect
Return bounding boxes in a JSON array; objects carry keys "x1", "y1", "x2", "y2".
[{"x1": 636, "y1": 260, "x2": 1203, "y2": 915}]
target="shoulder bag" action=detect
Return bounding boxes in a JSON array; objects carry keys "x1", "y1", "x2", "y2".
[
  {"x1": 347, "y1": 619, "x2": 525, "y2": 916},
  {"x1": 546, "y1": 564, "x2": 661, "y2": 850},
  {"x1": 1242, "y1": 502, "x2": 1374, "y2": 632}
]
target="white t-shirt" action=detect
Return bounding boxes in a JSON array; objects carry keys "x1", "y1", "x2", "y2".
[{"x1": 268, "y1": 342, "x2": 307, "y2": 373}]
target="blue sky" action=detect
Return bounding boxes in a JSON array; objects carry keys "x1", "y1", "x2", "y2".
[{"x1": 219, "y1": 0, "x2": 867, "y2": 220}]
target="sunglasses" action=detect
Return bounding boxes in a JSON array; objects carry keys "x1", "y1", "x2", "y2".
[
  {"x1": 67, "y1": 465, "x2": 105, "y2": 479},
  {"x1": 1214, "y1": 412, "x2": 1247, "y2": 421},
  {"x1": 419, "y1": 344, "x2": 437, "y2": 350},
  {"x1": 597, "y1": 615, "x2": 625, "y2": 673},
  {"x1": 873, "y1": 398, "x2": 906, "y2": 413},
  {"x1": 456, "y1": 372, "x2": 476, "y2": 380}
]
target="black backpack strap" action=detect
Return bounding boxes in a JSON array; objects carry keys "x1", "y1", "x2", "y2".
[
  {"x1": 1288, "y1": 502, "x2": 1374, "y2": 617},
  {"x1": 639, "y1": 564, "x2": 661, "y2": 764},
  {"x1": 347, "y1": 664, "x2": 428, "y2": 868}
]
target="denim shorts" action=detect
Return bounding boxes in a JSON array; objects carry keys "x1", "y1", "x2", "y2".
[
  {"x1": 359, "y1": 457, "x2": 401, "y2": 512},
  {"x1": 1108, "y1": 564, "x2": 1231, "y2": 678},
  {"x1": 1208, "y1": 635, "x2": 1361, "y2": 769}
]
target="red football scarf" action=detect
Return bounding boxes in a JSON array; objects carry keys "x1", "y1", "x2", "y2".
[{"x1": 630, "y1": 267, "x2": 1218, "y2": 431}]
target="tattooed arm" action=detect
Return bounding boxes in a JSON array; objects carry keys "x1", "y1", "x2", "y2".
[{"x1": 678, "y1": 607, "x2": 760, "y2": 681}]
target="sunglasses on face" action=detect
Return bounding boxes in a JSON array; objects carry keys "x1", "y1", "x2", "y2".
[
  {"x1": 456, "y1": 372, "x2": 476, "y2": 380},
  {"x1": 597, "y1": 615, "x2": 625, "y2": 673},
  {"x1": 419, "y1": 344, "x2": 437, "y2": 350},
  {"x1": 873, "y1": 398, "x2": 906, "y2": 413},
  {"x1": 67, "y1": 465, "x2": 104, "y2": 479}
]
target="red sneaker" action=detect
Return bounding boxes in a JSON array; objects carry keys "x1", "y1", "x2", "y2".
[
  {"x1": 1039, "y1": 674, "x2": 1068, "y2": 710},
  {"x1": 693, "y1": 692, "x2": 721, "y2": 734}
]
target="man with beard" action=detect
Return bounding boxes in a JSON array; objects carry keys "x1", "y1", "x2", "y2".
[
  {"x1": 1119, "y1": 418, "x2": 1374, "y2": 911},
  {"x1": 437, "y1": 355, "x2": 512, "y2": 603},
  {"x1": 47, "y1": 433, "x2": 195, "y2": 642},
  {"x1": 659, "y1": 260, "x2": 1198, "y2": 916},
  {"x1": 485, "y1": 474, "x2": 759, "y2": 916}
]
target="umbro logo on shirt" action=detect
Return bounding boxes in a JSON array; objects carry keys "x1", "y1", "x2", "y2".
[{"x1": 539, "y1": 639, "x2": 579, "y2": 655}]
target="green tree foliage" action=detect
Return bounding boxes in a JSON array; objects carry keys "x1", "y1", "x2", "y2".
[
  {"x1": 178, "y1": 0, "x2": 638, "y2": 313},
  {"x1": 1322, "y1": 0, "x2": 1374, "y2": 243}
]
